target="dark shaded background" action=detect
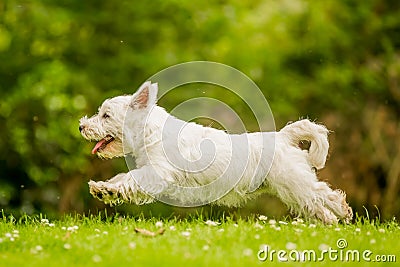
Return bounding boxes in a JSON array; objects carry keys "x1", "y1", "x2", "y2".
[{"x1": 1, "y1": 0, "x2": 399, "y2": 219}]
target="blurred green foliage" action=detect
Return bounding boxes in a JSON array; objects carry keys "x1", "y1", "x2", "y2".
[{"x1": 0, "y1": 0, "x2": 399, "y2": 218}]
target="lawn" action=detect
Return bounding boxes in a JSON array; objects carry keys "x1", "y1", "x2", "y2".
[{"x1": 0, "y1": 212, "x2": 398, "y2": 267}]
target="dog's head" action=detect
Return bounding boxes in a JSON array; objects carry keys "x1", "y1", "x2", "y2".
[{"x1": 79, "y1": 81, "x2": 158, "y2": 159}]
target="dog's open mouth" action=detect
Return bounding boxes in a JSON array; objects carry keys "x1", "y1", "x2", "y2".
[{"x1": 91, "y1": 135, "x2": 115, "y2": 154}]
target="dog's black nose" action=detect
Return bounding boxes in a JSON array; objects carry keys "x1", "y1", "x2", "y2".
[{"x1": 79, "y1": 125, "x2": 84, "y2": 132}]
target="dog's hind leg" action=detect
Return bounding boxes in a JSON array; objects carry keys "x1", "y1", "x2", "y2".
[
  {"x1": 311, "y1": 182, "x2": 353, "y2": 223},
  {"x1": 270, "y1": 173, "x2": 353, "y2": 224},
  {"x1": 268, "y1": 159, "x2": 353, "y2": 224}
]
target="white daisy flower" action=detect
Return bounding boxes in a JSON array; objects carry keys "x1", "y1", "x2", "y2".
[
  {"x1": 129, "y1": 242, "x2": 136, "y2": 249},
  {"x1": 205, "y1": 220, "x2": 220, "y2": 226},
  {"x1": 286, "y1": 242, "x2": 297, "y2": 250},
  {"x1": 258, "y1": 215, "x2": 268, "y2": 221},
  {"x1": 318, "y1": 243, "x2": 329, "y2": 251},
  {"x1": 255, "y1": 222, "x2": 264, "y2": 229},
  {"x1": 243, "y1": 248, "x2": 253, "y2": 257},
  {"x1": 181, "y1": 231, "x2": 191, "y2": 237},
  {"x1": 92, "y1": 255, "x2": 102, "y2": 263}
]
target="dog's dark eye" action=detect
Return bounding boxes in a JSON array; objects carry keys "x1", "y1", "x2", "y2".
[{"x1": 102, "y1": 113, "x2": 110, "y2": 119}]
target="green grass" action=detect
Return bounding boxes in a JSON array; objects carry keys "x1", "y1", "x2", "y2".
[{"x1": 0, "y1": 213, "x2": 399, "y2": 267}]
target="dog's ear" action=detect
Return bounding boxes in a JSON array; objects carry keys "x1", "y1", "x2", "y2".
[{"x1": 130, "y1": 81, "x2": 158, "y2": 109}]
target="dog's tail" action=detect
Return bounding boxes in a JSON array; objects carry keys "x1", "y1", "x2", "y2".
[{"x1": 280, "y1": 119, "x2": 329, "y2": 169}]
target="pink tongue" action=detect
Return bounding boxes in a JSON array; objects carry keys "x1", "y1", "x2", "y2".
[{"x1": 92, "y1": 139, "x2": 106, "y2": 154}]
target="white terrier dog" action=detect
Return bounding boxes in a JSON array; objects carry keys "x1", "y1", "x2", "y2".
[{"x1": 79, "y1": 82, "x2": 352, "y2": 224}]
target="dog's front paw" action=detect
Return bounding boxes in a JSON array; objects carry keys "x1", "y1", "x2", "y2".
[{"x1": 88, "y1": 180, "x2": 123, "y2": 206}]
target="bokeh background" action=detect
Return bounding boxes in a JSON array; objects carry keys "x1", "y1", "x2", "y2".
[{"x1": 1, "y1": 0, "x2": 399, "y2": 219}]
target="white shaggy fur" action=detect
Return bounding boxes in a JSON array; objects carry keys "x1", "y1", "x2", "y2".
[{"x1": 79, "y1": 82, "x2": 352, "y2": 224}]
